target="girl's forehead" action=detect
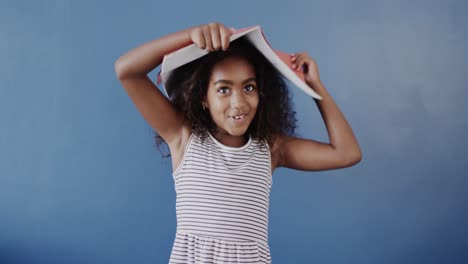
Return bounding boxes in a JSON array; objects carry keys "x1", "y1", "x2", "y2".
[{"x1": 209, "y1": 57, "x2": 256, "y2": 81}]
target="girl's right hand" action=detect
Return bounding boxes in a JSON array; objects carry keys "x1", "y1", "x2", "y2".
[{"x1": 189, "y1": 23, "x2": 233, "y2": 52}]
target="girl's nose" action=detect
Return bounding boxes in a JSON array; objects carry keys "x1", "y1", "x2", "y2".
[{"x1": 230, "y1": 91, "x2": 247, "y2": 108}]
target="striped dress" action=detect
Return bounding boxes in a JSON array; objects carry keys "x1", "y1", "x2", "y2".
[{"x1": 168, "y1": 131, "x2": 272, "y2": 263}]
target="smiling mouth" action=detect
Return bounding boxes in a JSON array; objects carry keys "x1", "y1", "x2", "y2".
[{"x1": 229, "y1": 114, "x2": 247, "y2": 120}]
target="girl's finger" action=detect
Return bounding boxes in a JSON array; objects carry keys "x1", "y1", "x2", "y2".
[
  {"x1": 220, "y1": 26, "x2": 231, "y2": 51},
  {"x1": 210, "y1": 23, "x2": 222, "y2": 51},
  {"x1": 191, "y1": 28, "x2": 206, "y2": 49},
  {"x1": 294, "y1": 56, "x2": 307, "y2": 72},
  {"x1": 291, "y1": 53, "x2": 303, "y2": 70},
  {"x1": 292, "y1": 53, "x2": 306, "y2": 68},
  {"x1": 202, "y1": 26, "x2": 213, "y2": 51},
  {"x1": 298, "y1": 53, "x2": 313, "y2": 70}
]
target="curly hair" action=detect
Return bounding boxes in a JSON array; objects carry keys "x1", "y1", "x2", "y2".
[{"x1": 153, "y1": 38, "x2": 297, "y2": 157}]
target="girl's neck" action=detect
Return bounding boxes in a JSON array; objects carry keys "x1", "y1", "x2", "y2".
[{"x1": 210, "y1": 130, "x2": 249, "y2": 148}]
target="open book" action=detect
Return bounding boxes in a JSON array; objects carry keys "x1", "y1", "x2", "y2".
[{"x1": 159, "y1": 25, "x2": 322, "y2": 100}]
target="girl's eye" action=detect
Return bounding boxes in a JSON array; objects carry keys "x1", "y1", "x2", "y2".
[
  {"x1": 217, "y1": 87, "x2": 230, "y2": 94},
  {"x1": 244, "y1": 84, "x2": 256, "y2": 92}
]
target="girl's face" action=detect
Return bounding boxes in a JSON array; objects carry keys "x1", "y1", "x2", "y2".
[{"x1": 203, "y1": 56, "x2": 259, "y2": 140}]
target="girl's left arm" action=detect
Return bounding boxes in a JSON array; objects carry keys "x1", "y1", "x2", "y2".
[{"x1": 277, "y1": 52, "x2": 362, "y2": 171}]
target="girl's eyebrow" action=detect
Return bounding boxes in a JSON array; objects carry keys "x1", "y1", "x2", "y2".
[{"x1": 214, "y1": 77, "x2": 256, "y2": 85}]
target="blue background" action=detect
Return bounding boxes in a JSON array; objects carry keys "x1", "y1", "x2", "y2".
[{"x1": 1, "y1": 0, "x2": 467, "y2": 263}]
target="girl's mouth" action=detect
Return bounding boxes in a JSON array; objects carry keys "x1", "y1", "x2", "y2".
[{"x1": 230, "y1": 114, "x2": 246, "y2": 120}]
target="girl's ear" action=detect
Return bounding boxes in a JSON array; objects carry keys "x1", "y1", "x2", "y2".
[{"x1": 202, "y1": 98, "x2": 208, "y2": 110}]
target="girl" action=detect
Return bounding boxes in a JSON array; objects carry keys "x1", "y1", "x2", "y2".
[{"x1": 115, "y1": 22, "x2": 361, "y2": 264}]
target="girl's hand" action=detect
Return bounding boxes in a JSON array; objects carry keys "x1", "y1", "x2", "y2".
[
  {"x1": 290, "y1": 52, "x2": 322, "y2": 86},
  {"x1": 189, "y1": 22, "x2": 234, "y2": 52}
]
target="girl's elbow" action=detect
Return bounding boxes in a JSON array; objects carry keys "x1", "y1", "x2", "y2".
[
  {"x1": 114, "y1": 58, "x2": 125, "y2": 80},
  {"x1": 338, "y1": 148, "x2": 362, "y2": 168},
  {"x1": 346, "y1": 150, "x2": 362, "y2": 167},
  {"x1": 114, "y1": 57, "x2": 131, "y2": 80}
]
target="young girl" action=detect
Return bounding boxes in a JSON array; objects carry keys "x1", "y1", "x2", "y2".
[{"x1": 115, "y1": 22, "x2": 361, "y2": 264}]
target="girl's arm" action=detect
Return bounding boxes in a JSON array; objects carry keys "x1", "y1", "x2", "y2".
[
  {"x1": 114, "y1": 28, "x2": 192, "y2": 149},
  {"x1": 114, "y1": 23, "x2": 231, "y2": 150},
  {"x1": 276, "y1": 52, "x2": 362, "y2": 171}
]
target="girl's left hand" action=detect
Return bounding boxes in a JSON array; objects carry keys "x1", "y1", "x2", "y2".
[{"x1": 290, "y1": 52, "x2": 321, "y2": 86}]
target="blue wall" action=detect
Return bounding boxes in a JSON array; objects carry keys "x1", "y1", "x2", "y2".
[{"x1": 1, "y1": 0, "x2": 467, "y2": 263}]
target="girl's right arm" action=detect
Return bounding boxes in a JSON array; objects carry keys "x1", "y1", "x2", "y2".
[
  {"x1": 114, "y1": 27, "x2": 194, "y2": 150},
  {"x1": 114, "y1": 23, "x2": 231, "y2": 152}
]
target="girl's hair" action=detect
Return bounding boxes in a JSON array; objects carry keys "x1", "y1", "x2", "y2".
[{"x1": 154, "y1": 38, "x2": 297, "y2": 157}]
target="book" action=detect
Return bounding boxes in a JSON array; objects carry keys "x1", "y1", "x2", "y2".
[{"x1": 159, "y1": 25, "x2": 322, "y2": 100}]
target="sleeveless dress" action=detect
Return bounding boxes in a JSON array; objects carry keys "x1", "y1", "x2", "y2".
[{"x1": 168, "y1": 131, "x2": 273, "y2": 263}]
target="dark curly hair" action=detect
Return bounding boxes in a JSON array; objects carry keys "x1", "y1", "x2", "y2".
[{"x1": 153, "y1": 38, "x2": 297, "y2": 157}]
